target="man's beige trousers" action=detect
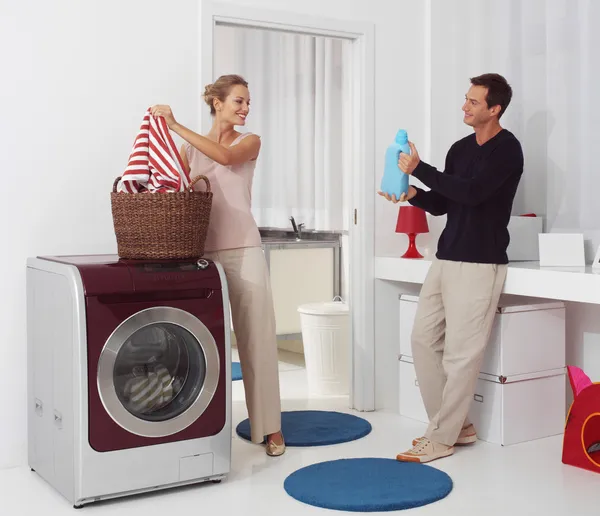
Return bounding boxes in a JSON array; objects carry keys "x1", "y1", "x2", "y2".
[{"x1": 411, "y1": 258, "x2": 507, "y2": 446}]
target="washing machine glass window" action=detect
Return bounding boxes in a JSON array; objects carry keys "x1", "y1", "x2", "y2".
[
  {"x1": 114, "y1": 322, "x2": 207, "y2": 422},
  {"x1": 97, "y1": 307, "x2": 220, "y2": 438}
]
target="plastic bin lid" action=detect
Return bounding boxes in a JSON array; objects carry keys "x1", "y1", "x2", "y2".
[{"x1": 298, "y1": 300, "x2": 349, "y2": 316}]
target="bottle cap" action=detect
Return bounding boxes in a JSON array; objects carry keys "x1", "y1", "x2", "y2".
[{"x1": 395, "y1": 129, "x2": 408, "y2": 144}]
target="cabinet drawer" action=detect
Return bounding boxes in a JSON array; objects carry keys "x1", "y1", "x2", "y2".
[{"x1": 398, "y1": 356, "x2": 428, "y2": 424}]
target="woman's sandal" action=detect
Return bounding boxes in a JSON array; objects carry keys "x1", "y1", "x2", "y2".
[{"x1": 265, "y1": 433, "x2": 286, "y2": 457}]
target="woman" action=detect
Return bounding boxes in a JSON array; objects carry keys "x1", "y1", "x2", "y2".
[{"x1": 150, "y1": 74, "x2": 285, "y2": 457}]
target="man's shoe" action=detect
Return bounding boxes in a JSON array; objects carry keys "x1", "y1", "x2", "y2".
[
  {"x1": 396, "y1": 438, "x2": 454, "y2": 464},
  {"x1": 412, "y1": 424, "x2": 477, "y2": 447}
]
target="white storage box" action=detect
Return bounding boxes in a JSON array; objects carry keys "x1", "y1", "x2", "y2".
[
  {"x1": 507, "y1": 215, "x2": 544, "y2": 261},
  {"x1": 468, "y1": 370, "x2": 566, "y2": 446},
  {"x1": 398, "y1": 358, "x2": 566, "y2": 445},
  {"x1": 483, "y1": 298, "x2": 565, "y2": 377},
  {"x1": 398, "y1": 294, "x2": 567, "y2": 445},
  {"x1": 398, "y1": 356, "x2": 428, "y2": 424},
  {"x1": 298, "y1": 300, "x2": 349, "y2": 396},
  {"x1": 399, "y1": 295, "x2": 566, "y2": 376}
]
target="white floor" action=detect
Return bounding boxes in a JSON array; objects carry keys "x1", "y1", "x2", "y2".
[{"x1": 1, "y1": 349, "x2": 598, "y2": 515}]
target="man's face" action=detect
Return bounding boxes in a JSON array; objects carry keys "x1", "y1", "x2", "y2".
[{"x1": 462, "y1": 85, "x2": 497, "y2": 127}]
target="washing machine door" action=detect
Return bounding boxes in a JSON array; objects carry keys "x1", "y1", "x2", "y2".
[{"x1": 97, "y1": 306, "x2": 220, "y2": 438}]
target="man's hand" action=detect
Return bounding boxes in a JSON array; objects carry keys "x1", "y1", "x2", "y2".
[
  {"x1": 377, "y1": 186, "x2": 417, "y2": 203},
  {"x1": 398, "y1": 142, "x2": 421, "y2": 175}
]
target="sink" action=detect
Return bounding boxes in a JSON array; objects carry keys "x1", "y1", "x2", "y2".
[{"x1": 259, "y1": 228, "x2": 341, "y2": 244}]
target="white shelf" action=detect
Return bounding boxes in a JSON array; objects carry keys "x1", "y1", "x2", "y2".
[{"x1": 375, "y1": 257, "x2": 600, "y2": 305}]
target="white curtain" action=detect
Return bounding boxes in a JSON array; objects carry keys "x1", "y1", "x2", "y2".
[
  {"x1": 428, "y1": 0, "x2": 600, "y2": 252},
  {"x1": 213, "y1": 24, "x2": 352, "y2": 231}
]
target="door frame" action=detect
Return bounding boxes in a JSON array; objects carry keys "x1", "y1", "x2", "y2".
[{"x1": 199, "y1": 0, "x2": 376, "y2": 411}]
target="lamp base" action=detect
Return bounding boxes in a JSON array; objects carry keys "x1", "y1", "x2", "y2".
[{"x1": 401, "y1": 233, "x2": 424, "y2": 259}]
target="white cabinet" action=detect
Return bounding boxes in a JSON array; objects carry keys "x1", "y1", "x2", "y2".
[
  {"x1": 398, "y1": 294, "x2": 567, "y2": 445},
  {"x1": 268, "y1": 247, "x2": 335, "y2": 335}
]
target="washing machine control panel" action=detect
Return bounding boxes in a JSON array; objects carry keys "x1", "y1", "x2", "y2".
[
  {"x1": 127, "y1": 260, "x2": 221, "y2": 293},
  {"x1": 39, "y1": 255, "x2": 222, "y2": 296},
  {"x1": 132, "y1": 260, "x2": 209, "y2": 273}
]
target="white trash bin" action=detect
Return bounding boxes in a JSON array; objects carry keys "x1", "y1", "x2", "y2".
[{"x1": 298, "y1": 298, "x2": 349, "y2": 397}]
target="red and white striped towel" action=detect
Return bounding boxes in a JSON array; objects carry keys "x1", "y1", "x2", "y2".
[{"x1": 117, "y1": 108, "x2": 191, "y2": 193}]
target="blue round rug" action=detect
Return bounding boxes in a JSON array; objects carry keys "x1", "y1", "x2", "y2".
[
  {"x1": 284, "y1": 458, "x2": 452, "y2": 512},
  {"x1": 236, "y1": 410, "x2": 372, "y2": 446},
  {"x1": 231, "y1": 362, "x2": 242, "y2": 381}
]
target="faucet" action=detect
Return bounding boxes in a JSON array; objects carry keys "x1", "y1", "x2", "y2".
[{"x1": 289, "y1": 216, "x2": 304, "y2": 240}]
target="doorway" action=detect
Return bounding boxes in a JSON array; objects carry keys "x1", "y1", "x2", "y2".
[{"x1": 200, "y1": 0, "x2": 376, "y2": 412}]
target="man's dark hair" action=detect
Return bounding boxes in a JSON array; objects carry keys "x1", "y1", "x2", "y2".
[{"x1": 470, "y1": 73, "x2": 513, "y2": 119}]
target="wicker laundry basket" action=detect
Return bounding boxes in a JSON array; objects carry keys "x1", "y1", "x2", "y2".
[{"x1": 110, "y1": 175, "x2": 213, "y2": 260}]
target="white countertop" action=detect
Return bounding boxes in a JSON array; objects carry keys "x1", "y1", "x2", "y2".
[{"x1": 374, "y1": 257, "x2": 600, "y2": 305}]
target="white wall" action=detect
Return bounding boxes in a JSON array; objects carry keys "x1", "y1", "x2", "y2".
[{"x1": 0, "y1": 0, "x2": 199, "y2": 469}]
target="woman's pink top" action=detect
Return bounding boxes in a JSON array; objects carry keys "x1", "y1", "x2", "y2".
[{"x1": 184, "y1": 132, "x2": 261, "y2": 252}]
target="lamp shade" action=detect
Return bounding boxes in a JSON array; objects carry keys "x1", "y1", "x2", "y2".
[{"x1": 395, "y1": 206, "x2": 429, "y2": 234}]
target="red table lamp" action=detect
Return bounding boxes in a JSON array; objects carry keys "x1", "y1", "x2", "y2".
[{"x1": 395, "y1": 206, "x2": 429, "y2": 259}]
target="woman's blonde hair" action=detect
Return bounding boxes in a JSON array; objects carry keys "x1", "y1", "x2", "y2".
[{"x1": 203, "y1": 74, "x2": 249, "y2": 116}]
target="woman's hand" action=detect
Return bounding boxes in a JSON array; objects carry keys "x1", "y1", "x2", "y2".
[{"x1": 150, "y1": 105, "x2": 177, "y2": 129}]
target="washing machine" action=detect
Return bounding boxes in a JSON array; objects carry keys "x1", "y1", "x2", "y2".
[{"x1": 26, "y1": 254, "x2": 231, "y2": 508}]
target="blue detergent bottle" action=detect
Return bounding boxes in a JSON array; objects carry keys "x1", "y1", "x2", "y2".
[{"x1": 380, "y1": 129, "x2": 410, "y2": 198}]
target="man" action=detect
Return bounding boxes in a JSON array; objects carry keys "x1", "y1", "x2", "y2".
[{"x1": 379, "y1": 73, "x2": 524, "y2": 463}]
